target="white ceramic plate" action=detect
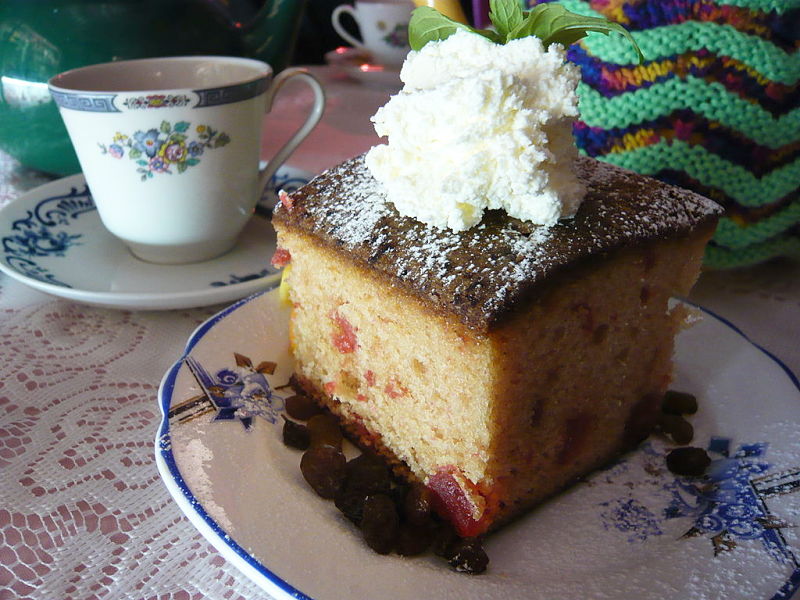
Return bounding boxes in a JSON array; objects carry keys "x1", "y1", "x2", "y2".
[
  {"x1": 324, "y1": 47, "x2": 402, "y2": 88},
  {"x1": 0, "y1": 166, "x2": 312, "y2": 310},
  {"x1": 156, "y1": 290, "x2": 800, "y2": 600}
]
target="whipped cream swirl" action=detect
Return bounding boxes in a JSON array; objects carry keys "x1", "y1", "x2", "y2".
[{"x1": 365, "y1": 29, "x2": 585, "y2": 232}]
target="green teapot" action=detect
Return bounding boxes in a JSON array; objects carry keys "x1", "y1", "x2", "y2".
[{"x1": 0, "y1": 0, "x2": 307, "y2": 176}]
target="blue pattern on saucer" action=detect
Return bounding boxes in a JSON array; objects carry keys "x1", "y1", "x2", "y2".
[
  {"x1": 210, "y1": 268, "x2": 276, "y2": 287},
  {"x1": 259, "y1": 169, "x2": 310, "y2": 203},
  {"x1": 1, "y1": 184, "x2": 94, "y2": 287},
  {"x1": 1, "y1": 168, "x2": 311, "y2": 291}
]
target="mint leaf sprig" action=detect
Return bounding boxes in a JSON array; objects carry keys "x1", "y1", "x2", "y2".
[
  {"x1": 408, "y1": 0, "x2": 644, "y2": 63},
  {"x1": 408, "y1": 6, "x2": 501, "y2": 48}
]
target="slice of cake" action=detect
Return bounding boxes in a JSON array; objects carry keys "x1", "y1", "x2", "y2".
[
  {"x1": 272, "y1": 3, "x2": 721, "y2": 541},
  {"x1": 271, "y1": 154, "x2": 721, "y2": 537}
]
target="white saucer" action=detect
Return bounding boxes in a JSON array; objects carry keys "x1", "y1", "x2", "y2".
[
  {"x1": 0, "y1": 165, "x2": 313, "y2": 310},
  {"x1": 325, "y1": 47, "x2": 402, "y2": 88}
]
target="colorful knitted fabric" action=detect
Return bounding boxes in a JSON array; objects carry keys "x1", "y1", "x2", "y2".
[{"x1": 528, "y1": 0, "x2": 800, "y2": 268}]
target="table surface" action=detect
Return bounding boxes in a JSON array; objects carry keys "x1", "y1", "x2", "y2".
[{"x1": 1, "y1": 66, "x2": 799, "y2": 600}]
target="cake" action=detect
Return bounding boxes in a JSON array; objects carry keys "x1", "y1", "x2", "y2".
[
  {"x1": 271, "y1": 154, "x2": 721, "y2": 537},
  {"x1": 271, "y1": 2, "x2": 722, "y2": 540}
]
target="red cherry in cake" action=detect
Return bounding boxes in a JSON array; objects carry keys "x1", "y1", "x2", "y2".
[
  {"x1": 271, "y1": 247, "x2": 291, "y2": 268},
  {"x1": 278, "y1": 189, "x2": 294, "y2": 210},
  {"x1": 427, "y1": 466, "x2": 490, "y2": 537},
  {"x1": 329, "y1": 310, "x2": 359, "y2": 353}
]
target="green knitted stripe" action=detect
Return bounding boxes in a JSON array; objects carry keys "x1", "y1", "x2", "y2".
[
  {"x1": 597, "y1": 142, "x2": 800, "y2": 205},
  {"x1": 714, "y1": 198, "x2": 800, "y2": 248},
  {"x1": 558, "y1": 1, "x2": 799, "y2": 81},
  {"x1": 705, "y1": 232, "x2": 800, "y2": 268},
  {"x1": 558, "y1": 0, "x2": 800, "y2": 17},
  {"x1": 585, "y1": 23, "x2": 798, "y2": 81},
  {"x1": 577, "y1": 79, "x2": 800, "y2": 149},
  {"x1": 713, "y1": 0, "x2": 800, "y2": 11}
]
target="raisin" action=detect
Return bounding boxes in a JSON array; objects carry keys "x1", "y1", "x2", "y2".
[
  {"x1": 447, "y1": 537, "x2": 489, "y2": 574},
  {"x1": 300, "y1": 445, "x2": 347, "y2": 498},
  {"x1": 282, "y1": 417, "x2": 310, "y2": 450},
  {"x1": 658, "y1": 413, "x2": 694, "y2": 445},
  {"x1": 404, "y1": 482, "x2": 434, "y2": 526},
  {"x1": 360, "y1": 494, "x2": 399, "y2": 555},
  {"x1": 343, "y1": 453, "x2": 392, "y2": 496},
  {"x1": 662, "y1": 390, "x2": 698, "y2": 415},
  {"x1": 431, "y1": 522, "x2": 459, "y2": 558},
  {"x1": 387, "y1": 481, "x2": 409, "y2": 511},
  {"x1": 334, "y1": 491, "x2": 367, "y2": 524},
  {"x1": 285, "y1": 394, "x2": 322, "y2": 420},
  {"x1": 307, "y1": 413, "x2": 343, "y2": 449},
  {"x1": 395, "y1": 522, "x2": 434, "y2": 556},
  {"x1": 666, "y1": 447, "x2": 710, "y2": 477}
]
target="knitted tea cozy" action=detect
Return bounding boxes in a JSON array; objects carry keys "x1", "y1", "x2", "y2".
[{"x1": 530, "y1": 0, "x2": 800, "y2": 268}]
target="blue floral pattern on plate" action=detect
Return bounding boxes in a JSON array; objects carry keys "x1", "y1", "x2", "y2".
[
  {"x1": 169, "y1": 353, "x2": 287, "y2": 431},
  {"x1": 600, "y1": 438, "x2": 800, "y2": 572}
]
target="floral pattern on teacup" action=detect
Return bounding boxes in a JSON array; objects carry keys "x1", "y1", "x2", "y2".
[
  {"x1": 122, "y1": 94, "x2": 193, "y2": 110},
  {"x1": 99, "y1": 120, "x2": 231, "y2": 181},
  {"x1": 383, "y1": 23, "x2": 409, "y2": 48}
]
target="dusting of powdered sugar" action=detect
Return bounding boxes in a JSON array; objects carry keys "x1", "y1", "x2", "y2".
[{"x1": 275, "y1": 155, "x2": 722, "y2": 330}]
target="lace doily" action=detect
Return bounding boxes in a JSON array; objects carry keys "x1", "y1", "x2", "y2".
[{"x1": 0, "y1": 284, "x2": 274, "y2": 600}]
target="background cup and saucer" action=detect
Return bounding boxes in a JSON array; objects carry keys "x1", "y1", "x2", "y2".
[
  {"x1": 0, "y1": 56, "x2": 325, "y2": 309},
  {"x1": 327, "y1": 0, "x2": 413, "y2": 87},
  {"x1": 48, "y1": 56, "x2": 325, "y2": 265}
]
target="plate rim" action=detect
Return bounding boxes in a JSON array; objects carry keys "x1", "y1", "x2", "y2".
[
  {"x1": 154, "y1": 295, "x2": 800, "y2": 600},
  {"x1": 154, "y1": 284, "x2": 312, "y2": 600},
  {"x1": 0, "y1": 167, "x2": 312, "y2": 310}
]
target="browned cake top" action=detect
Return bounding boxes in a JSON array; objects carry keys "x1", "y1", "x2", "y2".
[{"x1": 273, "y1": 155, "x2": 721, "y2": 331}]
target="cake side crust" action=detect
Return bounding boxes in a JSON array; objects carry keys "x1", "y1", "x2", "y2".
[{"x1": 482, "y1": 224, "x2": 715, "y2": 528}]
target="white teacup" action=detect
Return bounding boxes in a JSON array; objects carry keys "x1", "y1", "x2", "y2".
[
  {"x1": 332, "y1": 0, "x2": 413, "y2": 67},
  {"x1": 49, "y1": 56, "x2": 325, "y2": 264}
]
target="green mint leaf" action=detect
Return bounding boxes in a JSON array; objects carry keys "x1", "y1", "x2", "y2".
[
  {"x1": 517, "y1": 4, "x2": 644, "y2": 63},
  {"x1": 408, "y1": 6, "x2": 495, "y2": 51},
  {"x1": 507, "y1": 3, "x2": 547, "y2": 41},
  {"x1": 408, "y1": 1, "x2": 643, "y2": 64},
  {"x1": 489, "y1": 0, "x2": 523, "y2": 40}
]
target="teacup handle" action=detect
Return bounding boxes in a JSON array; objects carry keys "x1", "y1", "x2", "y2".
[
  {"x1": 259, "y1": 68, "x2": 326, "y2": 189},
  {"x1": 331, "y1": 5, "x2": 366, "y2": 51}
]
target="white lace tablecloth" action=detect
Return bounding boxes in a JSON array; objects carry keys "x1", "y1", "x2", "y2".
[{"x1": 1, "y1": 66, "x2": 799, "y2": 600}]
